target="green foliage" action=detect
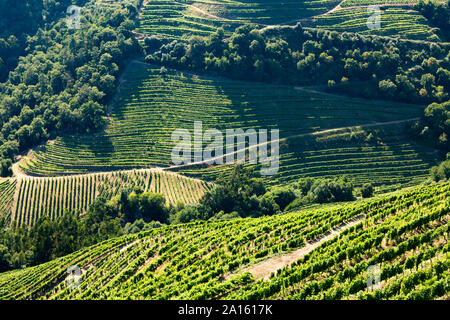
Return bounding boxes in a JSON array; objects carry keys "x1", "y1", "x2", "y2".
[
  {"x1": 0, "y1": 0, "x2": 141, "y2": 176},
  {"x1": 199, "y1": 165, "x2": 268, "y2": 219},
  {"x1": 430, "y1": 160, "x2": 450, "y2": 182},
  {"x1": 169, "y1": 205, "x2": 200, "y2": 225},
  {"x1": 147, "y1": 23, "x2": 450, "y2": 104},
  {"x1": 0, "y1": 181, "x2": 448, "y2": 300},
  {"x1": 0, "y1": 198, "x2": 123, "y2": 272},
  {"x1": 295, "y1": 177, "x2": 355, "y2": 204},
  {"x1": 361, "y1": 183, "x2": 374, "y2": 198},
  {"x1": 262, "y1": 186, "x2": 296, "y2": 211},
  {"x1": 416, "y1": 0, "x2": 450, "y2": 41},
  {"x1": 410, "y1": 100, "x2": 450, "y2": 151}
]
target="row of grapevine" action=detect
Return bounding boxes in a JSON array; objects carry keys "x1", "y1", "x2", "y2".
[
  {"x1": 178, "y1": 124, "x2": 439, "y2": 192},
  {"x1": 0, "y1": 179, "x2": 17, "y2": 220},
  {"x1": 136, "y1": 0, "x2": 339, "y2": 40},
  {"x1": 9, "y1": 169, "x2": 210, "y2": 226},
  {"x1": 306, "y1": 7, "x2": 439, "y2": 41},
  {"x1": 18, "y1": 63, "x2": 435, "y2": 193},
  {"x1": 0, "y1": 181, "x2": 447, "y2": 299}
]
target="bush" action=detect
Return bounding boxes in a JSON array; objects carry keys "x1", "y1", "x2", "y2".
[
  {"x1": 430, "y1": 160, "x2": 450, "y2": 181},
  {"x1": 170, "y1": 205, "x2": 200, "y2": 224},
  {"x1": 262, "y1": 186, "x2": 297, "y2": 211},
  {"x1": 361, "y1": 183, "x2": 374, "y2": 198}
]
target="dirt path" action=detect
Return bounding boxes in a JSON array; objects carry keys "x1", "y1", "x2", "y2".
[
  {"x1": 176, "y1": 1, "x2": 232, "y2": 21},
  {"x1": 242, "y1": 214, "x2": 366, "y2": 281},
  {"x1": 328, "y1": 0, "x2": 345, "y2": 14},
  {"x1": 164, "y1": 117, "x2": 419, "y2": 171},
  {"x1": 261, "y1": 2, "x2": 418, "y2": 30}
]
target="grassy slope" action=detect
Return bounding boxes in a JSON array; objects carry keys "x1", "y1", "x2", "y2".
[{"x1": 0, "y1": 181, "x2": 448, "y2": 300}]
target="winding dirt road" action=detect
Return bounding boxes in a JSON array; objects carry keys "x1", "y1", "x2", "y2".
[{"x1": 243, "y1": 214, "x2": 366, "y2": 281}]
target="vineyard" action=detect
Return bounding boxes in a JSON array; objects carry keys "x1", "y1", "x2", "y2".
[
  {"x1": 306, "y1": 7, "x2": 440, "y2": 41},
  {"x1": 17, "y1": 63, "x2": 433, "y2": 192},
  {"x1": 136, "y1": 0, "x2": 340, "y2": 40},
  {"x1": 0, "y1": 0, "x2": 449, "y2": 305},
  {"x1": 132, "y1": 0, "x2": 444, "y2": 41},
  {"x1": 6, "y1": 170, "x2": 210, "y2": 227},
  {"x1": 0, "y1": 179, "x2": 16, "y2": 220},
  {"x1": 0, "y1": 181, "x2": 447, "y2": 300},
  {"x1": 176, "y1": 123, "x2": 439, "y2": 192}
]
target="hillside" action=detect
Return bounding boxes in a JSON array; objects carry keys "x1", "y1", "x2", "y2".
[
  {"x1": 0, "y1": 181, "x2": 447, "y2": 300},
  {"x1": 0, "y1": 169, "x2": 210, "y2": 227},
  {"x1": 16, "y1": 61, "x2": 439, "y2": 193},
  {"x1": 0, "y1": 0, "x2": 449, "y2": 304},
  {"x1": 177, "y1": 122, "x2": 439, "y2": 192},
  {"x1": 135, "y1": 0, "x2": 445, "y2": 41}
]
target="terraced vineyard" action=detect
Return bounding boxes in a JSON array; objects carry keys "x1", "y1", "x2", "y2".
[
  {"x1": 19, "y1": 62, "x2": 428, "y2": 182},
  {"x1": 307, "y1": 7, "x2": 439, "y2": 40},
  {"x1": 176, "y1": 123, "x2": 440, "y2": 192},
  {"x1": 136, "y1": 0, "x2": 340, "y2": 40},
  {"x1": 0, "y1": 181, "x2": 447, "y2": 300},
  {"x1": 9, "y1": 170, "x2": 210, "y2": 227},
  {"x1": 341, "y1": 0, "x2": 420, "y2": 6}
]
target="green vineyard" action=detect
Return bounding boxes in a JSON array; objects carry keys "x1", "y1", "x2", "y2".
[
  {"x1": 136, "y1": 0, "x2": 340, "y2": 40},
  {"x1": 177, "y1": 123, "x2": 440, "y2": 192},
  {"x1": 134, "y1": 0, "x2": 440, "y2": 41},
  {"x1": 18, "y1": 63, "x2": 431, "y2": 190},
  {"x1": 0, "y1": 181, "x2": 447, "y2": 300},
  {"x1": 7, "y1": 170, "x2": 210, "y2": 227},
  {"x1": 0, "y1": 0, "x2": 448, "y2": 303},
  {"x1": 341, "y1": 0, "x2": 420, "y2": 7},
  {"x1": 307, "y1": 7, "x2": 439, "y2": 41},
  {"x1": 0, "y1": 179, "x2": 16, "y2": 220}
]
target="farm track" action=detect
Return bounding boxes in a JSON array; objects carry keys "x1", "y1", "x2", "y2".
[
  {"x1": 165, "y1": 117, "x2": 420, "y2": 171},
  {"x1": 231, "y1": 213, "x2": 366, "y2": 281},
  {"x1": 261, "y1": 2, "x2": 419, "y2": 31},
  {"x1": 175, "y1": 1, "x2": 232, "y2": 21}
]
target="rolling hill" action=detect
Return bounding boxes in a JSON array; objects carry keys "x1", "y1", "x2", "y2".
[
  {"x1": 0, "y1": 181, "x2": 447, "y2": 300},
  {"x1": 16, "y1": 62, "x2": 439, "y2": 193},
  {"x1": 0, "y1": 0, "x2": 448, "y2": 303}
]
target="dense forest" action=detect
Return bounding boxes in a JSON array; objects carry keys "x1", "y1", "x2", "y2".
[{"x1": 0, "y1": 0, "x2": 89, "y2": 81}]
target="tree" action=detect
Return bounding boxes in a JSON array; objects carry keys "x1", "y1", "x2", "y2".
[
  {"x1": 361, "y1": 183, "x2": 374, "y2": 198},
  {"x1": 170, "y1": 205, "x2": 200, "y2": 224},
  {"x1": 139, "y1": 192, "x2": 169, "y2": 223},
  {"x1": 80, "y1": 101, "x2": 105, "y2": 132},
  {"x1": 378, "y1": 79, "x2": 397, "y2": 98},
  {"x1": 263, "y1": 186, "x2": 296, "y2": 211}
]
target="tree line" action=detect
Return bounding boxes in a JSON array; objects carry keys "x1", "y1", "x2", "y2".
[
  {"x1": 415, "y1": 0, "x2": 450, "y2": 42},
  {"x1": 0, "y1": 165, "x2": 368, "y2": 272},
  {"x1": 145, "y1": 23, "x2": 450, "y2": 105}
]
